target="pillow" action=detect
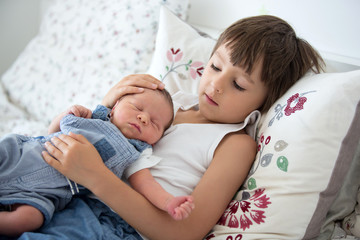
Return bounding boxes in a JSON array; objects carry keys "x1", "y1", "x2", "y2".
[
  {"x1": 207, "y1": 70, "x2": 360, "y2": 239},
  {"x1": 1, "y1": 0, "x2": 189, "y2": 124},
  {"x1": 0, "y1": 84, "x2": 48, "y2": 137},
  {"x1": 147, "y1": 7, "x2": 216, "y2": 96}
]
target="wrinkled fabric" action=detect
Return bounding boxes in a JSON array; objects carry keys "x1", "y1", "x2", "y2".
[{"x1": 10, "y1": 197, "x2": 142, "y2": 240}]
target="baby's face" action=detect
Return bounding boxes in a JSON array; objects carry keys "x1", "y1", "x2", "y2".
[{"x1": 110, "y1": 89, "x2": 173, "y2": 145}]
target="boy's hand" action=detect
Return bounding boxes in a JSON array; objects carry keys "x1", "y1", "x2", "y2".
[
  {"x1": 166, "y1": 196, "x2": 195, "y2": 221},
  {"x1": 102, "y1": 74, "x2": 165, "y2": 109},
  {"x1": 43, "y1": 132, "x2": 108, "y2": 190}
]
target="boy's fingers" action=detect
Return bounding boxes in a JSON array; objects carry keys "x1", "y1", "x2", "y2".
[
  {"x1": 66, "y1": 132, "x2": 89, "y2": 144},
  {"x1": 42, "y1": 151, "x2": 62, "y2": 169},
  {"x1": 123, "y1": 74, "x2": 164, "y2": 89},
  {"x1": 49, "y1": 136, "x2": 68, "y2": 152}
]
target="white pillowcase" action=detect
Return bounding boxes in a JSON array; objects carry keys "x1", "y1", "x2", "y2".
[
  {"x1": 209, "y1": 70, "x2": 360, "y2": 239},
  {"x1": 147, "y1": 7, "x2": 216, "y2": 96},
  {"x1": 1, "y1": 0, "x2": 189, "y2": 124}
]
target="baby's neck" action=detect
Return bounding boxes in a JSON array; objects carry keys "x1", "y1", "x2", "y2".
[{"x1": 172, "y1": 108, "x2": 214, "y2": 125}]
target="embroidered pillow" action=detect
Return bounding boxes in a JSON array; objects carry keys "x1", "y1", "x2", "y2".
[
  {"x1": 207, "y1": 70, "x2": 360, "y2": 239},
  {"x1": 1, "y1": 0, "x2": 189, "y2": 124},
  {"x1": 147, "y1": 7, "x2": 216, "y2": 95}
]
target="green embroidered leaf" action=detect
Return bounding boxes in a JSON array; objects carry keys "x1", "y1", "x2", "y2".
[
  {"x1": 277, "y1": 156, "x2": 288, "y2": 172},
  {"x1": 166, "y1": 66, "x2": 169, "y2": 71},
  {"x1": 248, "y1": 177, "x2": 257, "y2": 190}
]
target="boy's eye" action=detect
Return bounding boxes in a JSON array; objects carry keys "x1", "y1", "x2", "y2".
[
  {"x1": 210, "y1": 63, "x2": 220, "y2": 72},
  {"x1": 233, "y1": 81, "x2": 245, "y2": 91}
]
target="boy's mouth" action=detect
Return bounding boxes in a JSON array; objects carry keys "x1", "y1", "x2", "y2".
[{"x1": 205, "y1": 93, "x2": 218, "y2": 106}]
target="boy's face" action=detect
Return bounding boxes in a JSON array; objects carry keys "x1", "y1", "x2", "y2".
[
  {"x1": 198, "y1": 44, "x2": 268, "y2": 123},
  {"x1": 110, "y1": 89, "x2": 173, "y2": 145}
]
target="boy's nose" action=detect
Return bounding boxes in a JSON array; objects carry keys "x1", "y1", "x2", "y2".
[{"x1": 211, "y1": 77, "x2": 224, "y2": 94}]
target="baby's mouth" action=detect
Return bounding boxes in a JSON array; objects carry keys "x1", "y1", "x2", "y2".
[{"x1": 130, "y1": 123, "x2": 141, "y2": 133}]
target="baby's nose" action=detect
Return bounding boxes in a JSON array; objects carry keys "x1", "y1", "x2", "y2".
[{"x1": 137, "y1": 114, "x2": 149, "y2": 125}]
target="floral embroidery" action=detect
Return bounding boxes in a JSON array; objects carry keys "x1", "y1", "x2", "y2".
[
  {"x1": 217, "y1": 189, "x2": 271, "y2": 231},
  {"x1": 160, "y1": 48, "x2": 204, "y2": 81},
  {"x1": 205, "y1": 233, "x2": 243, "y2": 240},
  {"x1": 250, "y1": 134, "x2": 272, "y2": 177},
  {"x1": 268, "y1": 90, "x2": 316, "y2": 127},
  {"x1": 248, "y1": 133, "x2": 290, "y2": 188},
  {"x1": 284, "y1": 93, "x2": 307, "y2": 116}
]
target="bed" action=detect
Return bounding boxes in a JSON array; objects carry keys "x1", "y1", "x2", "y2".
[{"x1": 1, "y1": 0, "x2": 360, "y2": 239}]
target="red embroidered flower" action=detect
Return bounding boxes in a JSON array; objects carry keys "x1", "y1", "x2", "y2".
[
  {"x1": 166, "y1": 48, "x2": 183, "y2": 62},
  {"x1": 190, "y1": 61, "x2": 204, "y2": 79},
  {"x1": 284, "y1": 93, "x2": 307, "y2": 116},
  {"x1": 240, "y1": 201, "x2": 250, "y2": 212},
  {"x1": 217, "y1": 188, "x2": 271, "y2": 231},
  {"x1": 250, "y1": 210, "x2": 266, "y2": 224},
  {"x1": 239, "y1": 214, "x2": 253, "y2": 231}
]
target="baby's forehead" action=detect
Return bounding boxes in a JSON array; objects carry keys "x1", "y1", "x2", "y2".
[
  {"x1": 137, "y1": 88, "x2": 164, "y2": 100},
  {"x1": 133, "y1": 89, "x2": 170, "y2": 106}
]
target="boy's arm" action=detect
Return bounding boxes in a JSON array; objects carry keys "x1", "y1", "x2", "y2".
[
  {"x1": 48, "y1": 105, "x2": 92, "y2": 134},
  {"x1": 128, "y1": 169, "x2": 194, "y2": 220}
]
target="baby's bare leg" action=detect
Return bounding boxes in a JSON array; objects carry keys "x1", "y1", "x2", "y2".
[{"x1": 0, "y1": 204, "x2": 44, "y2": 237}]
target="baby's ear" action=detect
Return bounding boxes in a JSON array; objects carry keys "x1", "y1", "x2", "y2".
[
  {"x1": 110, "y1": 100, "x2": 120, "y2": 117},
  {"x1": 112, "y1": 100, "x2": 120, "y2": 110}
]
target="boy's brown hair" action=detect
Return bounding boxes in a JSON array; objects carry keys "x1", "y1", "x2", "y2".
[{"x1": 212, "y1": 15, "x2": 324, "y2": 112}]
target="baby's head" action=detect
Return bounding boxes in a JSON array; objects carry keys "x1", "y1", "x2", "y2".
[
  {"x1": 110, "y1": 88, "x2": 174, "y2": 145},
  {"x1": 212, "y1": 15, "x2": 324, "y2": 112}
]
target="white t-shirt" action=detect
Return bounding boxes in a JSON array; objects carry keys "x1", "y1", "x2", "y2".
[{"x1": 125, "y1": 91, "x2": 260, "y2": 196}]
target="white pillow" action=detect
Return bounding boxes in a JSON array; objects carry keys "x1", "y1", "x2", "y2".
[
  {"x1": 147, "y1": 7, "x2": 216, "y2": 95},
  {"x1": 208, "y1": 70, "x2": 360, "y2": 239},
  {"x1": 1, "y1": 0, "x2": 189, "y2": 124}
]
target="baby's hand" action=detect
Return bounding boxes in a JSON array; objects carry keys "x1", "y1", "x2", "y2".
[
  {"x1": 66, "y1": 105, "x2": 92, "y2": 118},
  {"x1": 48, "y1": 105, "x2": 92, "y2": 134},
  {"x1": 166, "y1": 196, "x2": 195, "y2": 221}
]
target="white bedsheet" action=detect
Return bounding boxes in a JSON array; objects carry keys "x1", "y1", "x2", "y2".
[{"x1": 0, "y1": 83, "x2": 48, "y2": 137}]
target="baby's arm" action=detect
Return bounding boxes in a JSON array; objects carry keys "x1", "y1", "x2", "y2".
[
  {"x1": 128, "y1": 169, "x2": 194, "y2": 220},
  {"x1": 48, "y1": 105, "x2": 92, "y2": 134}
]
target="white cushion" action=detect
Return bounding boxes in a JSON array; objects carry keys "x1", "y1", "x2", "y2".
[
  {"x1": 1, "y1": 0, "x2": 189, "y2": 124},
  {"x1": 209, "y1": 70, "x2": 360, "y2": 239},
  {"x1": 147, "y1": 7, "x2": 216, "y2": 96}
]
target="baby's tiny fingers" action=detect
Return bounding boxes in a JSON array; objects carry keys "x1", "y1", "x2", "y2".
[{"x1": 181, "y1": 202, "x2": 195, "y2": 214}]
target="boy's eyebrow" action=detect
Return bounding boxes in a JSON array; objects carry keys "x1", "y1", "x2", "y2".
[
  {"x1": 244, "y1": 73, "x2": 255, "y2": 84},
  {"x1": 215, "y1": 50, "x2": 255, "y2": 84}
]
